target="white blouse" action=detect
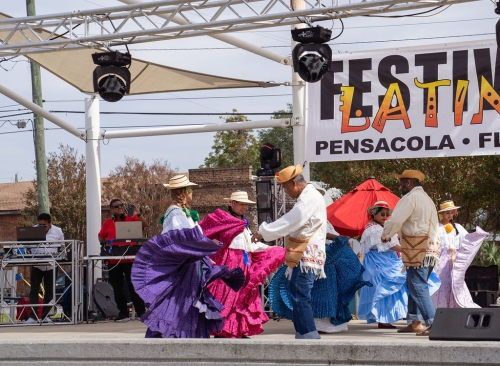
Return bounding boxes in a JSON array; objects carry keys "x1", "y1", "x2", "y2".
[
  {"x1": 438, "y1": 222, "x2": 467, "y2": 252},
  {"x1": 229, "y1": 227, "x2": 270, "y2": 252},
  {"x1": 360, "y1": 222, "x2": 399, "y2": 255},
  {"x1": 161, "y1": 206, "x2": 198, "y2": 233}
]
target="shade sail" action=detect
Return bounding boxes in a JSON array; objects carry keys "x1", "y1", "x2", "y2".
[
  {"x1": 0, "y1": 12, "x2": 278, "y2": 95},
  {"x1": 327, "y1": 177, "x2": 400, "y2": 237}
]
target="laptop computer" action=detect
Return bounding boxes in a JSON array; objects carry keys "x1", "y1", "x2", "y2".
[
  {"x1": 115, "y1": 222, "x2": 143, "y2": 240},
  {"x1": 16, "y1": 227, "x2": 46, "y2": 241}
]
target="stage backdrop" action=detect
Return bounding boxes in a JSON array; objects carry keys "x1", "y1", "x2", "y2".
[{"x1": 306, "y1": 39, "x2": 500, "y2": 162}]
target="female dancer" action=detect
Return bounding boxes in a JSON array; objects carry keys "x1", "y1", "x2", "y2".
[
  {"x1": 131, "y1": 175, "x2": 244, "y2": 338},
  {"x1": 432, "y1": 200, "x2": 488, "y2": 308},
  {"x1": 199, "y1": 191, "x2": 286, "y2": 338},
  {"x1": 358, "y1": 200, "x2": 407, "y2": 329}
]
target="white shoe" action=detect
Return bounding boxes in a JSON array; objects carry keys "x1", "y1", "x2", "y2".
[
  {"x1": 115, "y1": 317, "x2": 130, "y2": 323},
  {"x1": 42, "y1": 317, "x2": 54, "y2": 324},
  {"x1": 314, "y1": 318, "x2": 348, "y2": 333},
  {"x1": 25, "y1": 318, "x2": 39, "y2": 324}
]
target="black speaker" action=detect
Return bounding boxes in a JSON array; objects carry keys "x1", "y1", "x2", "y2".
[
  {"x1": 93, "y1": 280, "x2": 120, "y2": 318},
  {"x1": 430, "y1": 308, "x2": 500, "y2": 341}
]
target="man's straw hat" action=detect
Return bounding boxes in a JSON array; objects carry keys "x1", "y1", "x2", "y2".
[
  {"x1": 394, "y1": 169, "x2": 425, "y2": 182},
  {"x1": 224, "y1": 191, "x2": 255, "y2": 204},
  {"x1": 163, "y1": 174, "x2": 197, "y2": 190},
  {"x1": 438, "y1": 200, "x2": 460, "y2": 213},
  {"x1": 275, "y1": 164, "x2": 302, "y2": 184}
]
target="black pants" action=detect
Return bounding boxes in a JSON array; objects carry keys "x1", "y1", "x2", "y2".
[
  {"x1": 108, "y1": 262, "x2": 146, "y2": 318},
  {"x1": 29, "y1": 267, "x2": 54, "y2": 320}
]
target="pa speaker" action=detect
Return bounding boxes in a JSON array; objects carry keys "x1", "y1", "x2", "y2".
[
  {"x1": 430, "y1": 308, "x2": 500, "y2": 341},
  {"x1": 93, "y1": 280, "x2": 120, "y2": 318}
]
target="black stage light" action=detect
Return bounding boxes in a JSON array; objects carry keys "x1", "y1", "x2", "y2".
[
  {"x1": 257, "y1": 142, "x2": 281, "y2": 177},
  {"x1": 291, "y1": 26, "x2": 332, "y2": 83},
  {"x1": 92, "y1": 51, "x2": 131, "y2": 102}
]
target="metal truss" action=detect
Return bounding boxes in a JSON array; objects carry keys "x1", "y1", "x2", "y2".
[{"x1": 0, "y1": 0, "x2": 477, "y2": 57}]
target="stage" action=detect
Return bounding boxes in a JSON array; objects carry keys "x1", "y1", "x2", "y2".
[{"x1": 0, "y1": 319, "x2": 498, "y2": 365}]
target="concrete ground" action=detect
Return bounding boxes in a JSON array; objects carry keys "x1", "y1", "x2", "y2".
[{"x1": 0, "y1": 318, "x2": 498, "y2": 365}]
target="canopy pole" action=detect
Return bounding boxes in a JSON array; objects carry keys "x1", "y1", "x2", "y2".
[
  {"x1": 102, "y1": 118, "x2": 290, "y2": 139},
  {"x1": 85, "y1": 96, "x2": 102, "y2": 286},
  {"x1": 0, "y1": 83, "x2": 84, "y2": 139}
]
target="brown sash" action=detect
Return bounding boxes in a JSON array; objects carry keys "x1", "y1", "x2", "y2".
[
  {"x1": 400, "y1": 213, "x2": 432, "y2": 268},
  {"x1": 284, "y1": 226, "x2": 321, "y2": 268}
]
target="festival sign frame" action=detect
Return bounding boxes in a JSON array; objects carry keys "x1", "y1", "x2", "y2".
[{"x1": 306, "y1": 39, "x2": 500, "y2": 162}]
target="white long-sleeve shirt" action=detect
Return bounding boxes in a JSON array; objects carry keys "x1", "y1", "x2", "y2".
[
  {"x1": 382, "y1": 186, "x2": 440, "y2": 266},
  {"x1": 259, "y1": 183, "x2": 327, "y2": 278}
]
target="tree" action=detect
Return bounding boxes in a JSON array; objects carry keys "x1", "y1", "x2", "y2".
[
  {"x1": 102, "y1": 157, "x2": 176, "y2": 238},
  {"x1": 312, "y1": 155, "x2": 500, "y2": 234},
  {"x1": 473, "y1": 241, "x2": 500, "y2": 267},
  {"x1": 257, "y1": 103, "x2": 294, "y2": 168},
  {"x1": 23, "y1": 144, "x2": 87, "y2": 241},
  {"x1": 201, "y1": 110, "x2": 260, "y2": 172}
]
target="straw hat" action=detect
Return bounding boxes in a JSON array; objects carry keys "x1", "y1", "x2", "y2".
[
  {"x1": 394, "y1": 169, "x2": 425, "y2": 182},
  {"x1": 163, "y1": 174, "x2": 197, "y2": 190},
  {"x1": 275, "y1": 164, "x2": 302, "y2": 184},
  {"x1": 438, "y1": 200, "x2": 460, "y2": 213},
  {"x1": 224, "y1": 191, "x2": 256, "y2": 204},
  {"x1": 366, "y1": 200, "x2": 393, "y2": 217}
]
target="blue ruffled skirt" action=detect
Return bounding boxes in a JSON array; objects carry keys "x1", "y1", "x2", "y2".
[
  {"x1": 269, "y1": 237, "x2": 371, "y2": 325},
  {"x1": 358, "y1": 250, "x2": 407, "y2": 324}
]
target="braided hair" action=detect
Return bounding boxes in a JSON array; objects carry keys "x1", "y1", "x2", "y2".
[{"x1": 449, "y1": 218, "x2": 459, "y2": 236}]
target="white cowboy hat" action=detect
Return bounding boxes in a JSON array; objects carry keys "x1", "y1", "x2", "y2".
[
  {"x1": 163, "y1": 174, "x2": 197, "y2": 190},
  {"x1": 223, "y1": 191, "x2": 256, "y2": 204}
]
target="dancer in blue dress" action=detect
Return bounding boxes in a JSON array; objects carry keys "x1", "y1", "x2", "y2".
[{"x1": 358, "y1": 200, "x2": 407, "y2": 329}]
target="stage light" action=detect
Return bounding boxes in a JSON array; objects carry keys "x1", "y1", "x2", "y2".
[
  {"x1": 291, "y1": 26, "x2": 332, "y2": 83},
  {"x1": 92, "y1": 51, "x2": 131, "y2": 102},
  {"x1": 257, "y1": 142, "x2": 281, "y2": 177}
]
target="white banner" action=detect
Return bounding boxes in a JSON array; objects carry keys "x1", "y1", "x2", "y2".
[{"x1": 306, "y1": 39, "x2": 500, "y2": 162}]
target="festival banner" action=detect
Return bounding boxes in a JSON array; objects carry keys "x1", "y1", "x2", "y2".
[{"x1": 306, "y1": 39, "x2": 500, "y2": 162}]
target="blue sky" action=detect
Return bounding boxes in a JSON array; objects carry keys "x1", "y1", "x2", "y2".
[{"x1": 0, "y1": 0, "x2": 496, "y2": 182}]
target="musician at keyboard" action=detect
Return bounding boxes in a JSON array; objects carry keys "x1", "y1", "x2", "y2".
[{"x1": 25, "y1": 213, "x2": 64, "y2": 324}]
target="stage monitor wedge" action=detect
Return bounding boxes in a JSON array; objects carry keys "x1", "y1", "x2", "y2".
[{"x1": 430, "y1": 308, "x2": 500, "y2": 341}]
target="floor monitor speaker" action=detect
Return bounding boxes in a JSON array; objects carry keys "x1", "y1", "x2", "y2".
[{"x1": 430, "y1": 308, "x2": 500, "y2": 341}]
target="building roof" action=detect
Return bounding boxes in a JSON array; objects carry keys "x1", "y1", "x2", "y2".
[
  {"x1": 0, "y1": 181, "x2": 32, "y2": 211},
  {"x1": 0, "y1": 173, "x2": 188, "y2": 212}
]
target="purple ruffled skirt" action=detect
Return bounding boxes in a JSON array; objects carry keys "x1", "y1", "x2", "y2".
[{"x1": 131, "y1": 227, "x2": 230, "y2": 338}]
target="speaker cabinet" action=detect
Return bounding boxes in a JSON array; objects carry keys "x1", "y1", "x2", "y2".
[{"x1": 430, "y1": 308, "x2": 500, "y2": 341}]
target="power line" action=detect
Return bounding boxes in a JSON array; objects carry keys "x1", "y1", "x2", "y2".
[
  {"x1": 49, "y1": 110, "x2": 292, "y2": 116},
  {"x1": 222, "y1": 17, "x2": 497, "y2": 32},
  {"x1": 0, "y1": 112, "x2": 33, "y2": 118},
  {"x1": 128, "y1": 32, "x2": 495, "y2": 51},
  {"x1": 0, "y1": 94, "x2": 292, "y2": 109}
]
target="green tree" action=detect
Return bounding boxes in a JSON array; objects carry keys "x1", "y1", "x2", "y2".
[
  {"x1": 201, "y1": 110, "x2": 260, "y2": 172},
  {"x1": 23, "y1": 144, "x2": 87, "y2": 241},
  {"x1": 473, "y1": 241, "x2": 500, "y2": 267},
  {"x1": 257, "y1": 103, "x2": 294, "y2": 168},
  {"x1": 102, "y1": 157, "x2": 176, "y2": 238},
  {"x1": 312, "y1": 155, "x2": 500, "y2": 233}
]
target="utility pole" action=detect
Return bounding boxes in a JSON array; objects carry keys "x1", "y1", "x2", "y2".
[{"x1": 26, "y1": 0, "x2": 50, "y2": 215}]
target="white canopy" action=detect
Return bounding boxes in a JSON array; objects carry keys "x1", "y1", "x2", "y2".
[{"x1": 0, "y1": 12, "x2": 278, "y2": 94}]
